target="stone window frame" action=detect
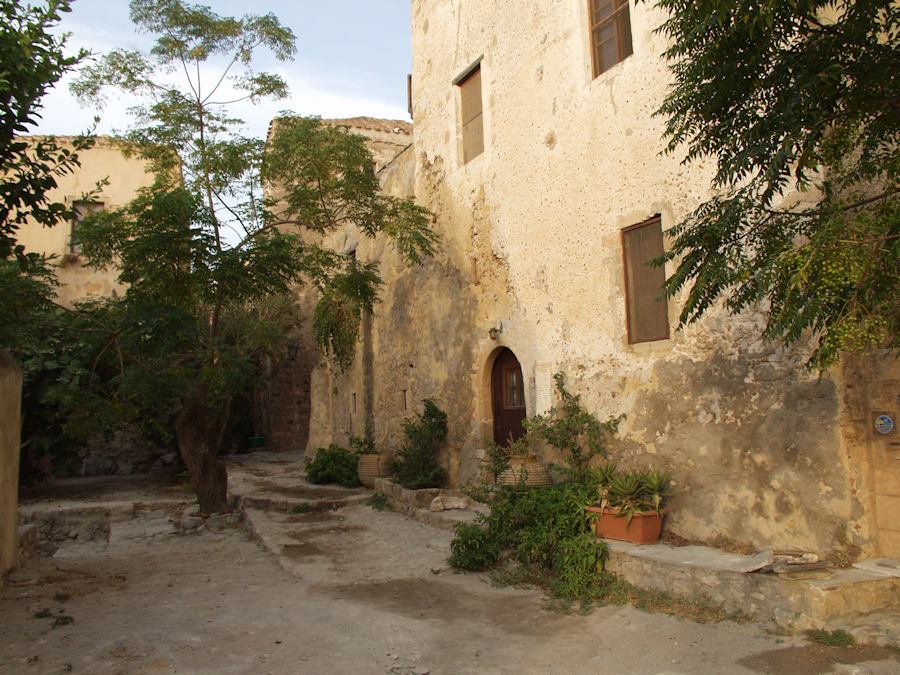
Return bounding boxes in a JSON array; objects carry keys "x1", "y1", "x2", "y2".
[{"x1": 588, "y1": 0, "x2": 634, "y2": 78}]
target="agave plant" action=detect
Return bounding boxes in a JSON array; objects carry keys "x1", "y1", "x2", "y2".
[{"x1": 596, "y1": 466, "x2": 672, "y2": 523}]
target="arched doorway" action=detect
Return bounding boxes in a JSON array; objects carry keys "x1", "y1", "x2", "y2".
[{"x1": 491, "y1": 348, "x2": 526, "y2": 446}]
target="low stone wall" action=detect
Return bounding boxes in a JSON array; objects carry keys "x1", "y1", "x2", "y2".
[
  {"x1": 17, "y1": 499, "x2": 238, "y2": 557},
  {"x1": 373, "y1": 479, "x2": 484, "y2": 531},
  {"x1": 0, "y1": 352, "x2": 22, "y2": 581}
]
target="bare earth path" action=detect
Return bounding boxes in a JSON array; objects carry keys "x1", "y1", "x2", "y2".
[{"x1": 3, "y1": 496, "x2": 899, "y2": 675}]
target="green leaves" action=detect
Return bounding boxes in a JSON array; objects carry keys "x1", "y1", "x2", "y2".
[
  {"x1": 1, "y1": 0, "x2": 93, "y2": 264},
  {"x1": 649, "y1": 0, "x2": 899, "y2": 368}
]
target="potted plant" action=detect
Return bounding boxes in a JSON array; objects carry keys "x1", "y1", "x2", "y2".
[
  {"x1": 586, "y1": 465, "x2": 672, "y2": 544},
  {"x1": 496, "y1": 436, "x2": 552, "y2": 488},
  {"x1": 352, "y1": 435, "x2": 391, "y2": 488}
]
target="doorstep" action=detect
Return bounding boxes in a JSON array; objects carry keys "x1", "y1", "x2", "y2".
[{"x1": 605, "y1": 539, "x2": 900, "y2": 634}]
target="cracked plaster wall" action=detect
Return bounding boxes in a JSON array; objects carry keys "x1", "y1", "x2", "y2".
[{"x1": 303, "y1": 0, "x2": 890, "y2": 557}]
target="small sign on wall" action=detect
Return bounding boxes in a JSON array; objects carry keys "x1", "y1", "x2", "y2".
[{"x1": 875, "y1": 413, "x2": 895, "y2": 435}]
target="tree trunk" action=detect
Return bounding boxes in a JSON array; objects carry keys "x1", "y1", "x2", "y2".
[{"x1": 175, "y1": 395, "x2": 229, "y2": 514}]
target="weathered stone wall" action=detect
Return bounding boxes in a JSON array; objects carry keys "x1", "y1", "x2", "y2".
[
  {"x1": 303, "y1": 1, "x2": 890, "y2": 557},
  {"x1": 1, "y1": 351, "x2": 23, "y2": 578},
  {"x1": 16, "y1": 137, "x2": 156, "y2": 307}
]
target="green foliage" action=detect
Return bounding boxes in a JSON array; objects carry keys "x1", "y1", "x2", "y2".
[
  {"x1": 449, "y1": 481, "x2": 608, "y2": 600},
  {"x1": 0, "y1": 0, "x2": 94, "y2": 264},
  {"x1": 349, "y1": 435, "x2": 376, "y2": 455},
  {"x1": 390, "y1": 399, "x2": 448, "y2": 489},
  {"x1": 805, "y1": 629, "x2": 857, "y2": 648},
  {"x1": 305, "y1": 444, "x2": 361, "y2": 488},
  {"x1": 448, "y1": 522, "x2": 502, "y2": 570},
  {"x1": 649, "y1": 0, "x2": 899, "y2": 369},
  {"x1": 525, "y1": 373, "x2": 623, "y2": 484},
  {"x1": 369, "y1": 492, "x2": 388, "y2": 511},
  {"x1": 595, "y1": 465, "x2": 673, "y2": 523},
  {"x1": 42, "y1": 1, "x2": 436, "y2": 506},
  {"x1": 484, "y1": 441, "x2": 512, "y2": 484}
]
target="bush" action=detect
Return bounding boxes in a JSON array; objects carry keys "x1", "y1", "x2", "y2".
[
  {"x1": 390, "y1": 398, "x2": 448, "y2": 489},
  {"x1": 449, "y1": 480, "x2": 609, "y2": 600},
  {"x1": 449, "y1": 523, "x2": 501, "y2": 570},
  {"x1": 306, "y1": 444, "x2": 361, "y2": 487}
]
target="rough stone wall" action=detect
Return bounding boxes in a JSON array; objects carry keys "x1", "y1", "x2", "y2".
[
  {"x1": 1, "y1": 351, "x2": 23, "y2": 578},
  {"x1": 15, "y1": 137, "x2": 156, "y2": 307},
  {"x1": 303, "y1": 0, "x2": 890, "y2": 558}
]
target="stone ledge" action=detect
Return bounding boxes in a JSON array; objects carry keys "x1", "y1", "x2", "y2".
[
  {"x1": 606, "y1": 540, "x2": 900, "y2": 636},
  {"x1": 373, "y1": 479, "x2": 483, "y2": 532}
]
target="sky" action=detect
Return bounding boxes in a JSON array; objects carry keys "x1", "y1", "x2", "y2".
[{"x1": 35, "y1": 0, "x2": 413, "y2": 138}]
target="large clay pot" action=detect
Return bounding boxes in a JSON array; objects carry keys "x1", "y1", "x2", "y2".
[
  {"x1": 357, "y1": 454, "x2": 392, "y2": 488},
  {"x1": 586, "y1": 506, "x2": 663, "y2": 545},
  {"x1": 498, "y1": 456, "x2": 552, "y2": 487}
]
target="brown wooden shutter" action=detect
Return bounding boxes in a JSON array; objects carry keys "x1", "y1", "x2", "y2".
[
  {"x1": 622, "y1": 216, "x2": 669, "y2": 344},
  {"x1": 459, "y1": 65, "x2": 484, "y2": 163}
]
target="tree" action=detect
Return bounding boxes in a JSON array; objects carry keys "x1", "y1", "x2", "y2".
[
  {"x1": 0, "y1": 0, "x2": 94, "y2": 346},
  {"x1": 650, "y1": 1, "x2": 898, "y2": 369},
  {"x1": 67, "y1": 0, "x2": 436, "y2": 513}
]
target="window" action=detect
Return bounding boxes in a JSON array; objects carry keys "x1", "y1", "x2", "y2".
[
  {"x1": 588, "y1": 0, "x2": 633, "y2": 77},
  {"x1": 69, "y1": 200, "x2": 104, "y2": 254},
  {"x1": 456, "y1": 63, "x2": 484, "y2": 163},
  {"x1": 622, "y1": 216, "x2": 669, "y2": 344},
  {"x1": 503, "y1": 367, "x2": 525, "y2": 409}
]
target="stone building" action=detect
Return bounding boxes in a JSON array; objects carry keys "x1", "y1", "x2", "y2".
[
  {"x1": 280, "y1": 2, "x2": 898, "y2": 560},
  {"x1": 16, "y1": 136, "x2": 155, "y2": 307}
]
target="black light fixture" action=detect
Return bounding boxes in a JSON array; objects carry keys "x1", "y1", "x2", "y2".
[{"x1": 286, "y1": 339, "x2": 300, "y2": 361}]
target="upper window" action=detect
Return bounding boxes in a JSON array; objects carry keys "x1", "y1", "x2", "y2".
[
  {"x1": 622, "y1": 216, "x2": 669, "y2": 344},
  {"x1": 589, "y1": 0, "x2": 633, "y2": 77},
  {"x1": 457, "y1": 64, "x2": 484, "y2": 163},
  {"x1": 503, "y1": 366, "x2": 525, "y2": 409},
  {"x1": 69, "y1": 200, "x2": 104, "y2": 254}
]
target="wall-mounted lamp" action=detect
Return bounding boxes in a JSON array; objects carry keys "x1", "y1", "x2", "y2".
[
  {"x1": 488, "y1": 320, "x2": 503, "y2": 340},
  {"x1": 286, "y1": 339, "x2": 300, "y2": 361}
]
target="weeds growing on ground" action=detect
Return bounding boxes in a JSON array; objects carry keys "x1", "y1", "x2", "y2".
[
  {"x1": 369, "y1": 493, "x2": 388, "y2": 511},
  {"x1": 805, "y1": 629, "x2": 857, "y2": 648}
]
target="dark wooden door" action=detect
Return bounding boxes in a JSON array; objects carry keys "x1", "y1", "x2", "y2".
[{"x1": 491, "y1": 348, "x2": 526, "y2": 447}]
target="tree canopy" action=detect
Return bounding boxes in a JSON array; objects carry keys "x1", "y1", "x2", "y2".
[
  {"x1": 51, "y1": 0, "x2": 437, "y2": 511},
  {"x1": 651, "y1": 0, "x2": 899, "y2": 369},
  {"x1": 0, "y1": 0, "x2": 94, "y2": 348}
]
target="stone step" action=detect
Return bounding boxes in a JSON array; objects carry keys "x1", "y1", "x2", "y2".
[
  {"x1": 605, "y1": 540, "x2": 900, "y2": 636},
  {"x1": 234, "y1": 492, "x2": 372, "y2": 514}
]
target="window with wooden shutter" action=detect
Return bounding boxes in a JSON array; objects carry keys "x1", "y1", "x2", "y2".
[
  {"x1": 70, "y1": 199, "x2": 104, "y2": 254},
  {"x1": 622, "y1": 216, "x2": 669, "y2": 344},
  {"x1": 588, "y1": 0, "x2": 633, "y2": 77},
  {"x1": 457, "y1": 64, "x2": 484, "y2": 163}
]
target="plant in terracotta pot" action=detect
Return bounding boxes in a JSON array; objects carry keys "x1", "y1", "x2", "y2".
[
  {"x1": 352, "y1": 435, "x2": 391, "y2": 488},
  {"x1": 586, "y1": 465, "x2": 672, "y2": 545}
]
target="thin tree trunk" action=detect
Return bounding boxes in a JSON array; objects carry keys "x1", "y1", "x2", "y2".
[{"x1": 175, "y1": 394, "x2": 229, "y2": 514}]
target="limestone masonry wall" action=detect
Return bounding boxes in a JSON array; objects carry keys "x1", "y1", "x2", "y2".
[{"x1": 302, "y1": 1, "x2": 896, "y2": 558}]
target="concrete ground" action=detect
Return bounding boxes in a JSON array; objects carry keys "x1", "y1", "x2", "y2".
[
  {"x1": 3, "y1": 494, "x2": 899, "y2": 675},
  {"x1": 5, "y1": 456, "x2": 899, "y2": 674}
]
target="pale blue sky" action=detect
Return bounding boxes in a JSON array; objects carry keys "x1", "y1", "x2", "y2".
[{"x1": 36, "y1": 0, "x2": 413, "y2": 137}]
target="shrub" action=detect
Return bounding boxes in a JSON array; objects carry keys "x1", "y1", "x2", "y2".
[
  {"x1": 449, "y1": 522, "x2": 501, "y2": 570},
  {"x1": 525, "y1": 372, "x2": 623, "y2": 484},
  {"x1": 449, "y1": 480, "x2": 609, "y2": 601},
  {"x1": 349, "y1": 434, "x2": 376, "y2": 454},
  {"x1": 390, "y1": 398, "x2": 448, "y2": 489},
  {"x1": 306, "y1": 444, "x2": 361, "y2": 487}
]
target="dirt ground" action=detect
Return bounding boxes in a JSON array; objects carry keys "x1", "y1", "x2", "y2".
[{"x1": 2, "y1": 503, "x2": 898, "y2": 675}]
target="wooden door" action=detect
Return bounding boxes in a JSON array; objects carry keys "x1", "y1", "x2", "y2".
[{"x1": 491, "y1": 348, "x2": 526, "y2": 447}]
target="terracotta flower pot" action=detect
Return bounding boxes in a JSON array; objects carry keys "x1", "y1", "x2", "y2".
[
  {"x1": 498, "y1": 456, "x2": 552, "y2": 487},
  {"x1": 586, "y1": 506, "x2": 663, "y2": 545},
  {"x1": 357, "y1": 454, "x2": 392, "y2": 488}
]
